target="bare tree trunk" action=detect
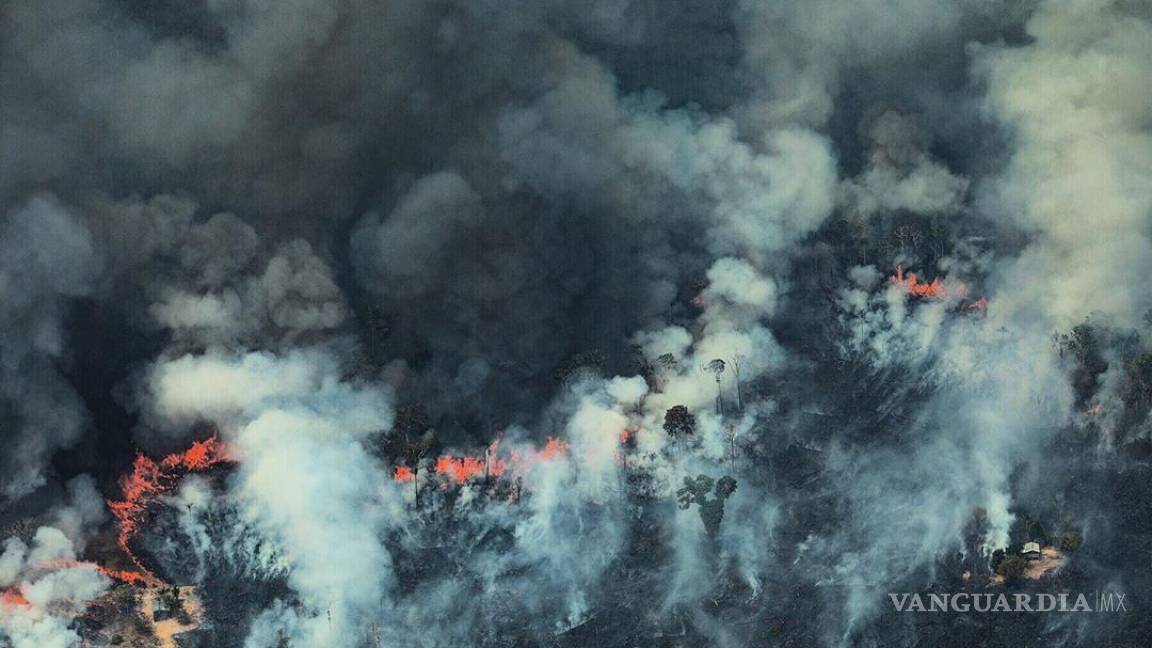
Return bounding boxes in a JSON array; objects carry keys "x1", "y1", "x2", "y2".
[
  {"x1": 413, "y1": 464, "x2": 419, "y2": 509},
  {"x1": 731, "y1": 356, "x2": 744, "y2": 412}
]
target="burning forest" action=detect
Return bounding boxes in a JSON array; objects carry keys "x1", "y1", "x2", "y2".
[{"x1": 2, "y1": 0, "x2": 1152, "y2": 647}]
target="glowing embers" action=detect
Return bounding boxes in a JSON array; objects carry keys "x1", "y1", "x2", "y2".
[{"x1": 106, "y1": 435, "x2": 231, "y2": 584}]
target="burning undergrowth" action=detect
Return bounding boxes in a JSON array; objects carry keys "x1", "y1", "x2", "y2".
[{"x1": 107, "y1": 435, "x2": 232, "y2": 584}]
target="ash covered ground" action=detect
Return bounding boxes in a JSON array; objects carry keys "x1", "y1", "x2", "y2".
[{"x1": 2, "y1": 0, "x2": 1152, "y2": 646}]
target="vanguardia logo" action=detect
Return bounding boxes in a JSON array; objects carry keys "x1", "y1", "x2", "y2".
[{"x1": 888, "y1": 592, "x2": 1129, "y2": 613}]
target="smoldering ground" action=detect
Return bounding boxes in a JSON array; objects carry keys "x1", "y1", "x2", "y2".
[{"x1": 2, "y1": 0, "x2": 1152, "y2": 646}]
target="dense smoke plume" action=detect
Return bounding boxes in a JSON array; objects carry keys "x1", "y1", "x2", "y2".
[{"x1": 2, "y1": 0, "x2": 1151, "y2": 646}]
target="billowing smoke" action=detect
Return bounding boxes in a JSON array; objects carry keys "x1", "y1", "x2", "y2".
[
  {"x1": 0, "y1": 196, "x2": 100, "y2": 497},
  {"x1": 0, "y1": 528, "x2": 111, "y2": 648},
  {"x1": 2, "y1": 0, "x2": 1151, "y2": 646},
  {"x1": 145, "y1": 349, "x2": 397, "y2": 643}
]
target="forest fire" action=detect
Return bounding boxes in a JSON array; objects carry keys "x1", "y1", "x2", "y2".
[
  {"x1": 890, "y1": 265, "x2": 967, "y2": 300},
  {"x1": 397, "y1": 436, "x2": 571, "y2": 486},
  {"x1": 106, "y1": 436, "x2": 231, "y2": 584},
  {"x1": 35, "y1": 559, "x2": 154, "y2": 586},
  {"x1": 435, "y1": 455, "x2": 496, "y2": 483},
  {"x1": 432, "y1": 437, "x2": 509, "y2": 484},
  {"x1": 538, "y1": 437, "x2": 570, "y2": 460},
  {"x1": 1, "y1": 588, "x2": 29, "y2": 609}
]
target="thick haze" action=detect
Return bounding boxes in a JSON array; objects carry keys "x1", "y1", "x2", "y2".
[{"x1": 2, "y1": 0, "x2": 1151, "y2": 646}]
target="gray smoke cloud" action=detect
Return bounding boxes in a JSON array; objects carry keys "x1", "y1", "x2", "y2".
[{"x1": 0, "y1": 196, "x2": 100, "y2": 497}]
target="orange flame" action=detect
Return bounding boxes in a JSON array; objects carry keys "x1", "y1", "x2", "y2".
[
  {"x1": 106, "y1": 435, "x2": 231, "y2": 585},
  {"x1": 538, "y1": 437, "x2": 569, "y2": 460},
  {"x1": 34, "y1": 559, "x2": 153, "y2": 585},
  {"x1": 1, "y1": 588, "x2": 29, "y2": 609},
  {"x1": 890, "y1": 265, "x2": 967, "y2": 300},
  {"x1": 167, "y1": 436, "x2": 227, "y2": 471},
  {"x1": 434, "y1": 455, "x2": 507, "y2": 484},
  {"x1": 396, "y1": 436, "x2": 570, "y2": 486}
]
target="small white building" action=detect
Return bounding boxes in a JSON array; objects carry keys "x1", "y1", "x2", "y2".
[{"x1": 1022, "y1": 541, "x2": 1042, "y2": 560}]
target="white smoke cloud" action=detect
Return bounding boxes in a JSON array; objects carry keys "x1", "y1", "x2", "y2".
[
  {"x1": 975, "y1": 0, "x2": 1152, "y2": 327},
  {"x1": 618, "y1": 118, "x2": 837, "y2": 265},
  {"x1": 144, "y1": 348, "x2": 397, "y2": 645},
  {"x1": 638, "y1": 257, "x2": 785, "y2": 417},
  {"x1": 0, "y1": 528, "x2": 110, "y2": 648},
  {"x1": 963, "y1": 0, "x2": 1152, "y2": 552}
]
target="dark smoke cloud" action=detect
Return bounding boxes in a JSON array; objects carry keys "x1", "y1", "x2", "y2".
[{"x1": 0, "y1": 195, "x2": 101, "y2": 497}]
